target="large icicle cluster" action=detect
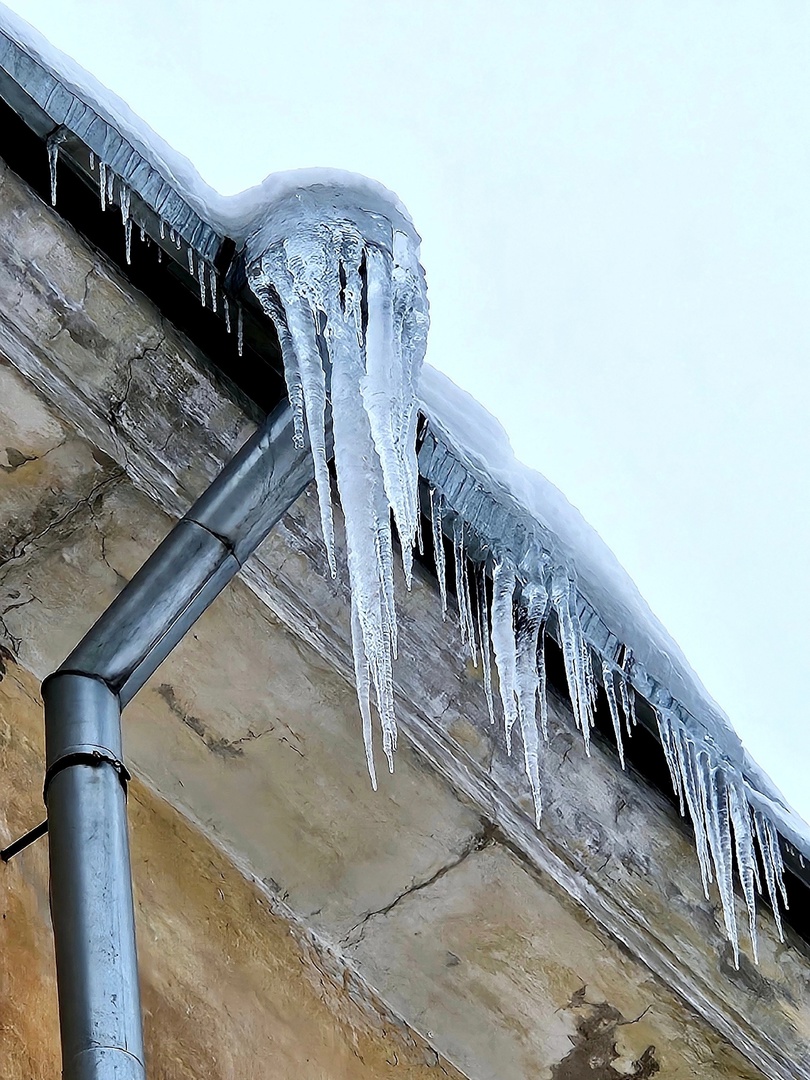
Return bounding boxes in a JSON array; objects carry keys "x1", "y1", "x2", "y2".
[
  {"x1": 245, "y1": 174, "x2": 428, "y2": 786},
  {"x1": 240, "y1": 171, "x2": 791, "y2": 965}
]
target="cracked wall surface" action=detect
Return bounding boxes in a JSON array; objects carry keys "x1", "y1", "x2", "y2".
[{"x1": 0, "y1": 156, "x2": 808, "y2": 1079}]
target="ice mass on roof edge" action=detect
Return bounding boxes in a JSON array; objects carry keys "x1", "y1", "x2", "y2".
[{"x1": 0, "y1": 1, "x2": 805, "y2": 965}]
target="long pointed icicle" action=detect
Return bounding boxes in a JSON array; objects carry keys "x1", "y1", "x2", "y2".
[
  {"x1": 550, "y1": 567, "x2": 593, "y2": 753},
  {"x1": 727, "y1": 777, "x2": 759, "y2": 962},
  {"x1": 754, "y1": 809, "x2": 787, "y2": 942},
  {"x1": 453, "y1": 517, "x2": 478, "y2": 666},
  {"x1": 430, "y1": 487, "x2": 448, "y2": 619},
  {"x1": 602, "y1": 661, "x2": 626, "y2": 769},
  {"x1": 47, "y1": 136, "x2": 59, "y2": 206},
  {"x1": 514, "y1": 582, "x2": 548, "y2": 824},
  {"x1": 477, "y1": 564, "x2": 496, "y2": 725},
  {"x1": 491, "y1": 559, "x2": 518, "y2": 754}
]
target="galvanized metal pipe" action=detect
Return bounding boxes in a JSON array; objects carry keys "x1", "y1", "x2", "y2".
[
  {"x1": 44, "y1": 673, "x2": 144, "y2": 1080},
  {"x1": 45, "y1": 398, "x2": 314, "y2": 1079}
]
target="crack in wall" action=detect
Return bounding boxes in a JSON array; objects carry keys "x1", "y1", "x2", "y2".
[
  {"x1": 0, "y1": 470, "x2": 124, "y2": 581},
  {"x1": 341, "y1": 821, "x2": 497, "y2": 948}
]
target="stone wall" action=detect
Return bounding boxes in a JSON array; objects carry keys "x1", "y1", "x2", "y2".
[{"x1": 1, "y1": 156, "x2": 808, "y2": 1079}]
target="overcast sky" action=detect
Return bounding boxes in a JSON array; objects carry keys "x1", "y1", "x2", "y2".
[{"x1": 7, "y1": 1, "x2": 810, "y2": 821}]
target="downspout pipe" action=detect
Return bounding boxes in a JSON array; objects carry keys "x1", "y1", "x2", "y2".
[{"x1": 43, "y1": 398, "x2": 314, "y2": 1080}]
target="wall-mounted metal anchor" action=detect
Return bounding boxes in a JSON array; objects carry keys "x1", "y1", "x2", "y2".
[{"x1": 1, "y1": 819, "x2": 48, "y2": 862}]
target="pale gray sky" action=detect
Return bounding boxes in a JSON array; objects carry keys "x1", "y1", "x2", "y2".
[{"x1": 8, "y1": 0, "x2": 810, "y2": 819}]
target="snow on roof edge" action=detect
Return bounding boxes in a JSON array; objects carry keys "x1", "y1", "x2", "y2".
[{"x1": 0, "y1": 2, "x2": 806, "y2": 863}]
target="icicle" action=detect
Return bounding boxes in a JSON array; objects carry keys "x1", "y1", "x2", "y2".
[
  {"x1": 491, "y1": 559, "x2": 518, "y2": 753},
  {"x1": 209, "y1": 266, "x2": 218, "y2": 312},
  {"x1": 753, "y1": 809, "x2": 786, "y2": 942},
  {"x1": 252, "y1": 249, "x2": 335, "y2": 572},
  {"x1": 99, "y1": 162, "x2": 107, "y2": 212},
  {"x1": 351, "y1": 602, "x2": 377, "y2": 790},
  {"x1": 198, "y1": 257, "x2": 207, "y2": 307},
  {"x1": 536, "y1": 622, "x2": 549, "y2": 743},
  {"x1": 673, "y1": 724, "x2": 713, "y2": 898},
  {"x1": 156, "y1": 247, "x2": 163, "y2": 265},
  {"x1": 699, "y1": 755, "x2": 740, "y2": 966},
  {"x1": 453, "y1": 517, "x2": 478, "y2": 665},
  {"x1": 550, "y1": 567, "x2": 593, "y2": 753},
  {"x1": 237, "y1": 304, "x2": 244, "y2": 356},
  {"x1": 601, "y1": 661, "x2": 626, "y2": 769},
  {"x1": 476, "y1": 564, "x2": 496, "y2": 725},
  {"x1": 47, "y1": 137, "x2": 59, "y2": 206},
  {"x1": 430, "y1": 487, "x2": 448, "y2": 618},
  {"x1": 139, "y1": 224, "x2": 145, "y2": 243},
  {"x1": 657, "y1": 710, "x2": 686, "y2": 816},
  {"x1": 187, "y1": 245, "x2": 195, "y2": 276},
  {"x1": 619, "y1": 647, "x2": 638, "y2": 735},
  {"x1": 89, "y1": 150, "x2": 95, "y2": 170},
  {"x1": 514, "y1": 581, "x2": 549, "y2": 825},
  {"x1": 361, "y1": 242, "x2": 422, "y2": 585},
  {"x1": 727, "y1": 778, "x2": 759, "y2": 962},
  {"x1": 224, "y1": 297, "x2": 232, "y2": 335},
  {"x1": 119, "y1": 184, "x2": 132, "y2": 265},
  {"x1": 159, "y1": 217, "x2": 166, "y2": 240},
  {"x1": 106, "y1": 167, "x2": 115, "y2": 210}
]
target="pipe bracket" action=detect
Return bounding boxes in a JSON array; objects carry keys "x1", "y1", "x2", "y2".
[{"x1": 44, "y1": 750, "x2": 131, "y2": 803}]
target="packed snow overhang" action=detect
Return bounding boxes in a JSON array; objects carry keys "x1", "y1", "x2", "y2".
[{"x1": 0, "y1": 3, "x2": 807, "y2": 968}]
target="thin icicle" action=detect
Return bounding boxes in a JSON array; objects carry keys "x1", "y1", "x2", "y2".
[
  {"x1": 657, "y1": 710, "x2": 686, "y2": 816},
  {"x1": 700, "y1": 756, "x2": 740, "y2": 966},
  {"x1": 89, "y1": 150, "x2": 95, "y2": 170},
  {"x1": 224, "y1": 297, "x2": 232, "y2": 335},
  {"x1": 536, "y1": 624, "x2": 549, "y2": 743},
  {"x1": 514, "y1": 582, "x2": 549, "y2": 824},
  {"x1": 198, "y1": 257, "x2": 207, "y2": 307},
  {"x1": 187, "y1": 245, "x2": 194, "y2": 276},
  {"x1": 47, "y1": 136, "x2": 59, "y2": 206},
  {"x1": 453, "y1": 517, "x2": 478, "y2": 665},
  {"x1": 727, "y1": 777, "x2": 759, "y2": 962},
  {"x1": 430, "y1": 487, "x2": 448, "y2": 619},
  {"x1": 351, "y1": 602, "x2": 377, "y2": 791},
  {"x1": 476, "y1": 563, "x2": 496, "y2": 725},
  {"x1": 159, "y1": 217, "x2": 166, "y2": 240},
  {"x1": 209, "y1": 266, "x2": 218, "y2": 312},
  {"x1": 237, "y1": 303, "x2": 244, "y2": 356},
  {"x1": 601, "y1": 661, "x2": 626, "y2": 769},
  {"x1": 106, "y1": 167, "x2": 115, "y2": 210},
  {"x1": 491, "y1": 559, "x2": 518, "y2": 753},
  {"x1": 99, "y1": 161, "x2": 107, "y2": 212},
  {"x1": 754, "y1": 809, "x2": 787, "y2": 942},
  {"x1": 673, "y1": 725, "x2": 713, "y2": 898},
  {"x1": 119, "y1": 184, "x2": 132, "y2": 265},
  {"x1": 550, "y1": 567, "x2": 593, "y2": 753}
]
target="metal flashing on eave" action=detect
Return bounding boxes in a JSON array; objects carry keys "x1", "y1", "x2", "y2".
[{"x1": 0, "y1": 29, "x2": 221, "y2": 264}]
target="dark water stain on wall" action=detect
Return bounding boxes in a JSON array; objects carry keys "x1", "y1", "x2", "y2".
[{"x1": 551, "y1": 989, "x2": 659, "y2": 1080}]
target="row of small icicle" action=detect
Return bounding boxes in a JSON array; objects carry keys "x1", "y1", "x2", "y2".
[
  {"x1": 46, "y1": 130, "x2": 789, "y2": 966},
  {"x1": 46, "y1": 134, "x2": 244, "y2": 353},
  {"x1": 428, "y1": 488, "x2": 788, "y2": 967}
]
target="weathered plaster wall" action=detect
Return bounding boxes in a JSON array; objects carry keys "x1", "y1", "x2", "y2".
[
  {"x1": 1, "y1": 156, "x2": 808, "y2": 1079},
  {"x1": 0, "y1": 660, "x2": 464, "y2": 1080}
]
